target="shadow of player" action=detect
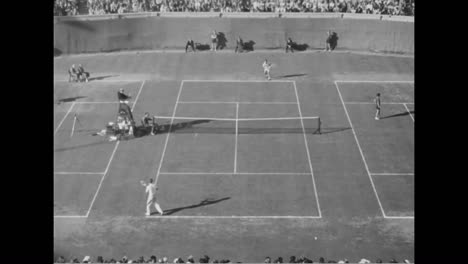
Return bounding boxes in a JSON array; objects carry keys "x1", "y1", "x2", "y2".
[{"x1": 162, "y1": 197, "x2": 231, "y2": 215}]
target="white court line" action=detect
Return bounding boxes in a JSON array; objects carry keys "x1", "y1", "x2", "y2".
[
  {"x1": 344, "y1": 102, "x2": 414, "y2": 105},
  {"x1": 234, "y1": 103, "x2": 239, "y2": 174},
  {"x1": 54, "y1": 79, "x2": 141, "y2": 83},
  {"x1": 54, "y1": 102, "x2": 75, "y2": 135},
  {"x1": 73, "y1": 101, "x2": 129, "y2": 104},
  {"x1": 54, "y1": 172, "x2": 105, "y2": 175},
  {"x1": 335, "y1": 80, "x2": 414, "y2": 83},
  {"x1": 178, "y1": 101, "x2": 297, "y2": 105},
  {"x1": 84, "y1": 80, "x2": 146, "y2": 218},
  {"x1": 293, "y1": 81, "x2": 322, "y2": 218},
  {"x1": 54, "y1": 215, "x2": 87, "y2": 218},
  {"x1": 70, "y1": 115, "x2": 77, "y2": 137},
  {"x1": 334, "y1": 81, "x2": 387, "y2": 217},
  {"x1": 154, "y1": 116, "x2": 319, "y2": 121},
  {"x1": 371, "y1": 173, "x2": 414, "y2": 176},
  {"x1": 145, "y1": 215, "x2": 322, "y2": 219},
  {"x1": 182, "y1": 80, "x2": 294, "y2": 83},
  {"x1": 159, "y1": 172, "x2": 312, "y2": 175},
  {"x1": 385, "y1": 216, "x2": 414, "y2": 219},
  {"x1": 403, "y1": 103, "x2": 415, "y2": 122},
  {"x1": 154, "y1": 80, "x2": 184, "y2": 185}
]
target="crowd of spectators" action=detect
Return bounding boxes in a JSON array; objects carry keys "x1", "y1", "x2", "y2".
[
  {"x1": 55, "y1": 254, "x2": 413, "y2": 263},
  {"x1": 54, "y1": 0, "x2": 80, "y2": 16},
  {"x1": 53, "y1": 0, "x2": 414, "y2": 16}
]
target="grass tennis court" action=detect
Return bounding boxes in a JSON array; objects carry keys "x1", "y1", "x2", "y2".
[{"x1": 54, "y1": 52, "x2": 413, "y2": 262}]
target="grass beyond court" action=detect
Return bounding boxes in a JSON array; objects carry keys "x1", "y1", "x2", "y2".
[{"x1": 54, "y1": 51, "x2": 414, "y2": 262}]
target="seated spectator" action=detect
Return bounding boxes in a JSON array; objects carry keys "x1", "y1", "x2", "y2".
[
  {"x1": 285, "y1": 37, "x2": 294, "y2": 53},
  {"x1": 77, "y1": 64, "x2": 90, "y2": 82},
  {"x1": 264, "y1": 256, "x2": 271, "y2": 263},
  {"x1": 375, "y1": 259, "x2": 383, "y2": 263},
  {"x1": 186, "y1": 255, "x2": 195, "y2": 263},
  {"x1": 358, "y1": 258, "x2": 371, "y2": 264},
  {"x1": 199, "y1": 255, "x2": 210, "y2": 263},
  {"x1": 83, "y1": 256, "x2": 91, "y2": 263},
  {"x1": 68, "y1": 64, "x2": 78, "y2": 82},
  {"x1": 273, "y1": 257, "x2": 283, "y2": 263},
  {"x1": 185, "y1": 38, "x2": 196, "y2": 52},
  {"x1": 289, "y1": 256, "x2": 296, "y2": 263},
  {"x1": 235, "y1": 36, "x2": 244, "y2": 53},
  {"x1": 56, "y1": 256, "x2": 66, "y2": 263},
  {"x1": 389, "y1": 259, "x2": 399, "y2": 263},
  {"x1": 96, "y1": 256, "x2": 104, "y2": 263}
]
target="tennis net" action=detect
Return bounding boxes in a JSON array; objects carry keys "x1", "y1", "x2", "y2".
[{"x1": 152, "y1": 116, "x2": 321, "y2": 135}]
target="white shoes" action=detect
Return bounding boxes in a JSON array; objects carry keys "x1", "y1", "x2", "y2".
[
  {"x1": 375, "y1": 117, "x2": 380, "y2": 120},
  {"x1": 145, "y1": 212, "x2": 150, "y2": 216}
]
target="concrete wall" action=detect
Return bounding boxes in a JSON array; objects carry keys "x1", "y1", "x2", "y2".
[{"x1": 54, "y1": 15, "x2": 414, "y2": 55}]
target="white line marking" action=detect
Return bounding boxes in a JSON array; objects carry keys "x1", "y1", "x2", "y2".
[
  {"x1": 70, "y1": 115, "x2": 77, "y2": 137},
  {"x1": 334, "y1": 81, "x2": 387, "y2": 217},
  {"x1": 178, "y1": 101, "x2": 297, "y2": 104},
  {"x1": 371, "y1": 173, "x2": 414, "y2": 176},
  {"x1": 385, "y1": 216, "x2": 414, "y2": 219},
  {"x1": 85, "y1": 80, "x2": 146, "y2": 218},
  {"x1": 344, "y1": 102, "x2": 414, "y2": 105},
  {"x1": 154, "y1": 116, "x2": 319, "y2": 122},
  {"x1": 159, "y1": 172, "x2": 312, "y2": 175},
  {"x1": 145, "y1": 215, "x2": 322, "y2": 219},
  {"x1": 154, "y1": 80, "x2": 184, "y2": 184},
  {"x1": 234, "y1": 103, "x2": 239, "y2": 174},
  {"x1": 293, "y1": 81, "x2": 322, "y2": 218},
  {"x1": 54, "y1": 172, "x2": 105, "y2": 175},
  {"x1": 182, "y1": 80, "x2": 294, "y2": 83},
  {"x1": 54, "y1": 79, "x2": 141, "y2": 83},
  {"x1": 54, "y1": 102, "x2": 75, "y2": 135},
  {"x1": 403, "y1": 103, "x2": 414, "y2": 122},
  {"x1": 73, "y1": 101, "x2": 128, "y2": 104},
  {"x1": 335, "y1": 80, "x2": 414, "y2": 83},
  {"x1": 54, "y1": 215, "x2": 88, "y2": 218}
]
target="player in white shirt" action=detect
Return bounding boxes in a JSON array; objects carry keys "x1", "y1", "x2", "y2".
[
  {"x1": 140, "y1": 178, "x2": 164, "y2": 216},
  {"x1": 262, "y1": 59, "x2": 272, "y2": 80}
]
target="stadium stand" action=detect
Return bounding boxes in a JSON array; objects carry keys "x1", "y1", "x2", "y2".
[
  {"x1": 54, "y1": 254, "x2": 413, "y2": 263},
  {"x1": 54, "y1": 0, "x2": 414, "y2": 17}
]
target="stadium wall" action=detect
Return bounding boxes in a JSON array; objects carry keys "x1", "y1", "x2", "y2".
[{"x1": 54, "y1": 13, "x2": 414, "y2": 55}]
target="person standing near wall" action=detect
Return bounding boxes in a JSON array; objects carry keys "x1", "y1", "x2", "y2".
[{"x1": 210, "y1": 30, "x2": 218, "y2": 52}]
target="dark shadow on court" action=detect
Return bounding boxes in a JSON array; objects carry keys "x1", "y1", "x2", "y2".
[
  {"x1": 319, "y1": 127, "x2": 352, "y2": 135},
  {"x1": 88, "y1": 75, "x2": 119, "y2": 81},
  {"x1": 381, "y1": 110, "x2": 414, "y2": 120},
  {"x1": 293, "y1": 43, "x2": 309, "y2": 51},
  {"x1": 54, "y1": 140, "x2": 113, "y2": 153},
  {"x1": 57, "y1": 96, "x2": 87, "y2": 104},
  {"x1": 63, "y1": 20, "x2": 96, "y2": 32},
  {"x1": 275, "y1": 73, "x2": 308, "y2": 79},
  {"x1": 148, "y1": 119, "x2": 322, "y2": 135},
  {"x1": 195, "y1": 43, "x2": 210, "y2": 51},
  {"x1": 216, "y1": 32, "x2": 227, "y2": 50},
  {"x1": 243, "y1": 40, "x2": 255, "y2": 52},
  {"x1": 162, "y1": 197, "x2": 231, "y2": 216},
  {"x1": 54, "y1": 47, "x2": 62, "y2": 57}
]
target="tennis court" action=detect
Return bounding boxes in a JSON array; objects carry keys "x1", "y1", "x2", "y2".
[{"x1": 54, "y1": 52, "x2": 414, "y2": 261}]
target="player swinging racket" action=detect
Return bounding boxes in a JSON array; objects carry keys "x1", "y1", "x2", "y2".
[
  {"x1": 374, "y1": 93, "x2": 381, "y2": 120},
  {"x1": 140, "y1": 178, "x2": 164, "y2": 216},
  {"x1": 262, "y1": 59, "x2": 272, "y2": 80}
]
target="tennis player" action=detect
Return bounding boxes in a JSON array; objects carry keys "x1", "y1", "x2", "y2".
[
  {"x1": 140, "y1": 178, "x2": 164, "y2": 216},
  {"x1": 374, "y1": 93, "x2": 381, "y2": 120},
  {"x1": 262, "y1": 59, "x2": 272, "y2": 80}
]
